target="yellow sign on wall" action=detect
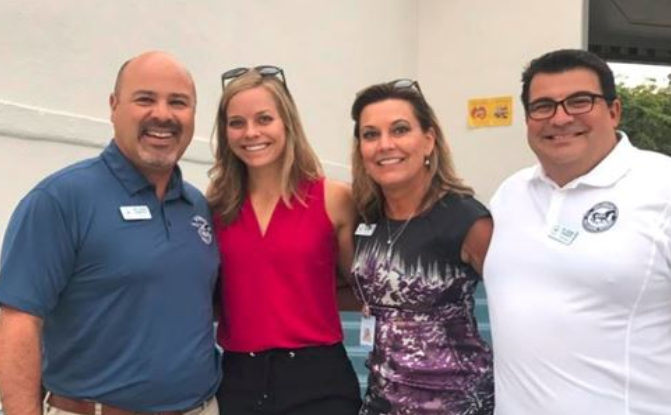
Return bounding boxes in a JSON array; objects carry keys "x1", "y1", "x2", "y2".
[{"x1": 467, "y1": 96, "x2": 513, "y2": 128}]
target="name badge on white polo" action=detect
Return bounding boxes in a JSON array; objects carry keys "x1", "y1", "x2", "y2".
[
  {"x1": 548, "y1": 224, "x2": 578, "y2": 245},
  {"x1": 120, "y1": 205, "x2": 152, "y2": 221},
  {"x1": 355, "y1": 223, "x2": 376, "y2": 236}
]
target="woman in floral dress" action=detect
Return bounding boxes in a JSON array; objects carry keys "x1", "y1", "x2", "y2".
[{"x1": 349, "y1": 80, "x2": 494, "y2": 415}]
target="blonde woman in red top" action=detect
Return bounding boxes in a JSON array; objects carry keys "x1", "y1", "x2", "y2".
[{"x1": 207, "y1": 66, "x2": 361, "y2": 415}]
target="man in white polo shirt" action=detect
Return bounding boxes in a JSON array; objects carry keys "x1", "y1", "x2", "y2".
[{"x1": 484, "y1": 49, "x2": 671, "y2": 415}]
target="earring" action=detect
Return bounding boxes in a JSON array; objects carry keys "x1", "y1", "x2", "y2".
[{"x1": 424, "y1": 155, "x2": 430, "y2": 167}]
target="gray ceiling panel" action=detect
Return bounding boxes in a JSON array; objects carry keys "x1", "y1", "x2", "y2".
[{"x1": 589, "y1": 0, "x2": 671, "y2": 64}]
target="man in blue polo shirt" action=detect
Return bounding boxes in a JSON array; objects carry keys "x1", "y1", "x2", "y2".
[{"x1": 0, "y1": 51, "x2": 221, "y2": 415}]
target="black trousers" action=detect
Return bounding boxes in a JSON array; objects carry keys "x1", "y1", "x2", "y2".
[{"x1": 217, "y1": 343, "x2": 362, "y2": 415}]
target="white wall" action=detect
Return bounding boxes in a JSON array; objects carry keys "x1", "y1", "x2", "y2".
[
  {"x1": 0, "y1": 0, "x2": 419, "y2": 174},
  {"x1": 0, "y1": 0, "x2": 418, "y2": 250},
  {"x1": 0, "y1": 0, "x2": 591, "y2": 251},
  {"x1": 418, "y1": 0, "x2": 588, "y2": 201}
]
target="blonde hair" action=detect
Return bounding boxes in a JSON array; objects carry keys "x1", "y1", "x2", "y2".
[
  {"x1": 207, "y1": 70, "x2": 322, "y2": 224},
  {"x1": 350, "y1": 82, "x2": 474, "y2": 222}
]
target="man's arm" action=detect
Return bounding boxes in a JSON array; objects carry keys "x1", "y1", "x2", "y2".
[{"x1": 0, "y1": 306, "x2": 43, "y2": 415}]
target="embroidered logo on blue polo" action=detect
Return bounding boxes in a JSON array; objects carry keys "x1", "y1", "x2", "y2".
[
  {"x1": 582, "y1": 201, "x2": 618, "y2": 233},
  {"x1": 191, "y1": 215, "x2": 213, "y2": 245}
]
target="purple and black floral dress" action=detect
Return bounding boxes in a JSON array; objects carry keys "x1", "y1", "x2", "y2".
[{"x1": 352, "y1": 193, "x2": 494, "y2": 415}]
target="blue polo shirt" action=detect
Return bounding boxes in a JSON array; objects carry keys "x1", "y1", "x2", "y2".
[{"x1": 0, "y1": 141, "x2": 222, "y2": 411}]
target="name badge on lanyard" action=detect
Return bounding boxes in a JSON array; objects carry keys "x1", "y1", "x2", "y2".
[{"x1": 360, "y1": 315, "x2": 376, "y2": 350}]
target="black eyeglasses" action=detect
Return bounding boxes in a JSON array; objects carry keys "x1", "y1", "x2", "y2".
[
  {"x1": 527, "y1": 92, "x2": 612, "y2": 120},
  {"x1": 388, "y1": 78, "x2": 425, "y2": 100},
  {"x1": 221, "y1": 65, "x2": 289, "y2": 91}
]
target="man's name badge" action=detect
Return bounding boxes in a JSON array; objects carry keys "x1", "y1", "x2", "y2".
[
  {"x1": 359, "y1": 315, "x2": 376, "y2": 350},
  {"x1": 355, "y1": 223, "x2": 376, "y2": 236},
  {"x1": 120, "y1": 205, "x2": 152, "y2": 221},
  {"x1": 548, "y1": 224, "x2": 578, "y2": 245}
]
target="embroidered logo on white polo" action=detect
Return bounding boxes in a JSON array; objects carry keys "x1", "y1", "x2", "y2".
[{"x1": 582, "y1": 201, "x2": 618, "y2": 233}]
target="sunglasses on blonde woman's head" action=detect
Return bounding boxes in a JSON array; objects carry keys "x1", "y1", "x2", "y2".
[{"x1": 220, "y1": 65, "x2": 289, "y2": 91}]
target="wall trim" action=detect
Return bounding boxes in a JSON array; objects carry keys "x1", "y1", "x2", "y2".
[
  {"x1": 0, "y1": 99, "x2": 351, "y2": 179},
  {"x1": 0, "y1": 99, "x2": 213, "y2": 164}
]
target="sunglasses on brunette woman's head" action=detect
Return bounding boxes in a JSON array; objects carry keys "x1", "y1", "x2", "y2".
[{"x1": 388, "y1": 78, "x2": 425, "y2": 100}]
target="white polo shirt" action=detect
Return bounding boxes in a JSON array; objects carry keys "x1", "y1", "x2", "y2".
[{"x1": 484, "y1": 133, "x2": 671, "y2": 415}]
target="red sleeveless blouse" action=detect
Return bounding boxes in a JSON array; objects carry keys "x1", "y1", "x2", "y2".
[{"x1": 214, "y1": 178, "x2": 343, "y2": 352}]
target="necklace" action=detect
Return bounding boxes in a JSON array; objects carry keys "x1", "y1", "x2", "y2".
[
  {"x1": 385, "y1": 217, "x2": 413, "y2": 245},
  {"x1": 385, "y1": 213, "x2": 415, "y2": 262}
]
